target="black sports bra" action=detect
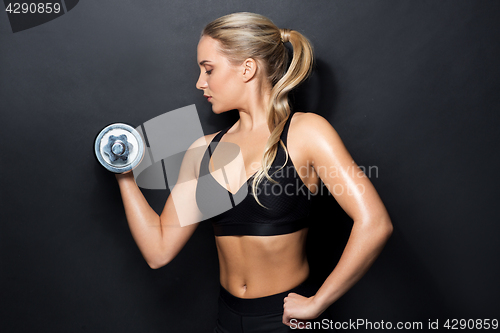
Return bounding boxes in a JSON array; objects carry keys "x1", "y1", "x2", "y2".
[{"x1": 196, "y1": 113, "x2": 313, "y2": 236}]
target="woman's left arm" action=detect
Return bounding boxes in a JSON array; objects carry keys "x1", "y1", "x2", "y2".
[{"x1": 283, "y1": 113, "x2": 393, "y2": 325}]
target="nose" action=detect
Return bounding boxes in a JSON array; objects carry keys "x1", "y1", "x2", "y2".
[{"x1": 196, "y1": 72, "x2": 207, "y2": 91}]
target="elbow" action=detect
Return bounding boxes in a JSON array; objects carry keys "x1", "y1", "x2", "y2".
[
  {"x1": 148, "y1": 261, "x2": 164, "y2": 270},
  {"x1": 147, "y1": 257, "x2": 170, "y2": 270},
  {"x1": 360, "y1": 214, "x2": 393, "y2": 241},
  {"x1": 378, "y1": 215, "x2": 393, "y2": 241},
  {"x1": 386, "y1": 219, "x2": 393, "y2": 236},
  {"x1": 146, "y1": 252, "x2": 174, "y2": 270}
]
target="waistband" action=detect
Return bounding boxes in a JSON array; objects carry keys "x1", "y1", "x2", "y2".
[{"x1": 218, "y1": 276, "x2": 317, "y2": 316}]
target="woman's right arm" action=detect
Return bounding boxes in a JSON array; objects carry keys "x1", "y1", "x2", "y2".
[{"x1": 115, "y1": 135, "x2": 212, "y2": 269}]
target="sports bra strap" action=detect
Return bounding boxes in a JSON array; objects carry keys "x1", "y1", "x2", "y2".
[{"x1": 281, "y1": 113, "x2": 293, "y2": 147}]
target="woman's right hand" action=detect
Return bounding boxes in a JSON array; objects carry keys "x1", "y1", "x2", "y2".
[{"x1": 115, "y1": 170, "x2": 134, "y2": 182}]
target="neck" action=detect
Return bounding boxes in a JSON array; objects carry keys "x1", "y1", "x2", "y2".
[{"x1": 234, "y1": 85, "x2": 272, "y2": 134}]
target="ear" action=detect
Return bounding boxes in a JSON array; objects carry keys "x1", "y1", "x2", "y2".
[{"x1": 241, "y1": 58, "x2": 258, "y2": 82}]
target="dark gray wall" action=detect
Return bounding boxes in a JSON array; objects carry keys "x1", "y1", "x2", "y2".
[{"x1": 1, "y1": 1, "x2": 499, "y2": 332}]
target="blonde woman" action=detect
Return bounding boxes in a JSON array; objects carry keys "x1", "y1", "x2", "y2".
[{"x1": 115, "y1": 12, "x2": 393, "y2": 332}]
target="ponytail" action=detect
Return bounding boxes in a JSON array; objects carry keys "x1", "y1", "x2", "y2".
[{"x1": 251, "y1": 29, "x2": 314, "y2": 207}]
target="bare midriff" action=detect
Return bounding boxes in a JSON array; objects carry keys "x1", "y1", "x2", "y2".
[{"x1": 215, "y1": 227, "x2": 310, "y2": 298}]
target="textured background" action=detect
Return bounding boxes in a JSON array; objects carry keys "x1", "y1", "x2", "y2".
[{"x1": 1, "y1": 1, "x2": 499, "y2": 332}]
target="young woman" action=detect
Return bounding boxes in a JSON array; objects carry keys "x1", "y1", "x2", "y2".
[{"x1": 115, "y1": 12, "x2": 393, "y2": 332}]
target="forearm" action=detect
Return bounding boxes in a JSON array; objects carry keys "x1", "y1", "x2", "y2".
[
  {"x1": 115, "y1": 172, "x2": 164, "y2": 265},
  {"x1": 312, "y1": 216, "x2": 393, "y2": 313}
]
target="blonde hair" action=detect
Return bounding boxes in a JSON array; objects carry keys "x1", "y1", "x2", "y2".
[{"x1": 201, "y1": 12, "x2": 314, "y2": 207}]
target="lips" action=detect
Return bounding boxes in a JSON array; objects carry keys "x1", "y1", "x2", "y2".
[{"x1": 204, "y1": 95, "x2": 212, "y2": 101}]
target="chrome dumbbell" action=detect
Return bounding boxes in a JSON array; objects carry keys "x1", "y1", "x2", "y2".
[{"x1": 94, "y1": 123, "x2": 145, "y2": 173}]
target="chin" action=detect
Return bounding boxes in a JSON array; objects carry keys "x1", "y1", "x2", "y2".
[{"x1": 211, "y1": 105, "x2": 231, "y2": 114}]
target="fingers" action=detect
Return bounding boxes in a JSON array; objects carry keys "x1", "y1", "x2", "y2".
[
  {"x1": 282, "y1": 293, "x2": 304, "y2": 326},
  {"x1": 282, "y1": 312, "x2": 292, "y2": 326},
  {"x1": 283, "y1": 313, "x2": 308, "y2": 329},
  {"x1": 283, "y1": 292, "x2": 297, "y2": 303}
]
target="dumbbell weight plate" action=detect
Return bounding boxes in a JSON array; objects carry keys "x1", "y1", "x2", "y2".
[{"x1": 94, "y1": 123, "x2": 145, "y2": 173}]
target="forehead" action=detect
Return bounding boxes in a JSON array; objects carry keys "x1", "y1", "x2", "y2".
[{"x1": 197, "y1": 36, "x2": 224, "y2": 64}]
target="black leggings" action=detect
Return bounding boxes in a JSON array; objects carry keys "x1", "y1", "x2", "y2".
[{"x1": 213, "y1": 277, "x2": 335, "y2": 332}]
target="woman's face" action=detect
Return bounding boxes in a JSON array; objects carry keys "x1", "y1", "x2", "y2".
[{"x1": 196, "y1": 36, "x2": 246, "y2": 114}]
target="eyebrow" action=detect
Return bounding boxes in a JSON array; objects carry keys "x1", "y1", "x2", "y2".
[{"x1": 199, "y1": 60, "x2": 212, "y2": 66}]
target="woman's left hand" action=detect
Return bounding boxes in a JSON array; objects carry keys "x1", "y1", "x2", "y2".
[{"x1": 282, "y1": 293, "x2": 324, "y2": 327}]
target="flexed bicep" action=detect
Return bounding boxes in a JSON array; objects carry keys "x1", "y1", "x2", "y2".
[{"x1": 153, "y1": 134, "x2": 216, "y2": 267}]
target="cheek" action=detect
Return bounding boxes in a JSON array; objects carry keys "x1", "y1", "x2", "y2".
[
  {"x1": 211, "y1": 70, "x2": 232, "y2": 91},
  {"x1": 212, "y1": 73, "x2": 241, "y2": 103}
]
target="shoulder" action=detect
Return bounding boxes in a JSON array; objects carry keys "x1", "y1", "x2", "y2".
[
  {"x1": 188, "y1": 131, "x2": 219, "y2": 150},
  {"x1": 290, "y1": 111, "x2": 331, "y2": 128},
  {"x1": 289, "y1": 112, "x2": 347, "y2": 160},
  {"x1": 290, "y1": 112, "x2": 340, "y2": 142},
  {"x1": 181, "y1": 131, "x2": 220, "y2": 170}
]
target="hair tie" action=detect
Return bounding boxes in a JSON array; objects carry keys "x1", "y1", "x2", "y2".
[{"x1": 280, "y1": 28, "x2": 291, "y2": 43}]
